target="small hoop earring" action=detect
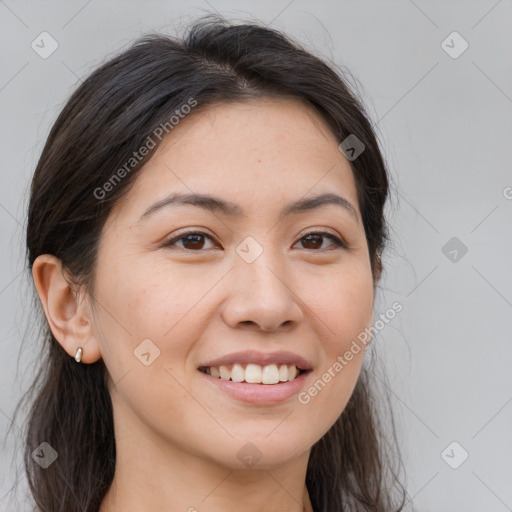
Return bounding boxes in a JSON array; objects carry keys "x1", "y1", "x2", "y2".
[{"x1": 74, "y1": 347, "x2": 83, "y2": 363}]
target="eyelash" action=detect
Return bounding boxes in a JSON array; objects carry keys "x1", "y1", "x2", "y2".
[{"x1": 162, "y1": 230, "x2": 346, "y2": 252}]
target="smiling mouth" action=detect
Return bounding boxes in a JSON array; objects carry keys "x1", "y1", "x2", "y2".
[{"x1": 198, "y1": 363, "x2": 308, "y2": 385}]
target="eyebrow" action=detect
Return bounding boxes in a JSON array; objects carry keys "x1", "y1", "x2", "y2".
[{"x1": 136, "y1": 192, "x2": 359, "y2": 223}]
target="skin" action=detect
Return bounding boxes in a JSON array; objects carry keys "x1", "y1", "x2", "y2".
[{"x1": 32, "y1": 97, "x2": 377, "y2": 512}]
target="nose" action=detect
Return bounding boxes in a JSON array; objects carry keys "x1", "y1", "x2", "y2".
[{"x1": 220, "y1": 250, "x2": 303, "y2": 332}]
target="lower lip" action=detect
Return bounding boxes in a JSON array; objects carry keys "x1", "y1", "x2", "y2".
[{"x1": 197, "y1": 369, "x2": 311, "y2": 405}]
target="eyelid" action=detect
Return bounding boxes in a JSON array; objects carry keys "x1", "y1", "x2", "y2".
[
  {"x1": 295, "y1": 225, "x2": 349, "y2": 248},
  {"x1": 298, "y1": 227, "x2": 345, "y2": 242},
  {"x1": 299, "y1": 231, "x2": 347, "y2": 250},
  {"x1": 162, "y1": 228, "x2": 219, "y2": 250}
]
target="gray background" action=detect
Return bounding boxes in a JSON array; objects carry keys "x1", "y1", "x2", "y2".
[{"x1": 1, "y1": 1, "x2": 511, "y2": 510}]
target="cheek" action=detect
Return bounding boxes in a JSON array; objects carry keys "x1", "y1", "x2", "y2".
[
  {"x1": 95, "y1": 262, "x2": 208, "y2": 443},
  {"x1": 289, "y1": 261, "x2": 373, "y2": 425},
  {"x1": 93, "y1": 259, "x2": 222, "y2": 421},
  {"x1": 304, "y1": 261, "x2": 374, "y2": 352},
  {"x1": 95, "y1": 258, "x2": 207, "y2": 347}
]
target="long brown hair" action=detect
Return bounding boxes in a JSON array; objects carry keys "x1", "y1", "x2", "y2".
[{"x1": 8, "y1": 14, "x2": 407, "y2": 511}]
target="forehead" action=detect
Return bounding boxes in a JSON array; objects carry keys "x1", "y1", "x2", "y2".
[{"x1": 110, "y1": 97, "x2": 359, "y2": 222}]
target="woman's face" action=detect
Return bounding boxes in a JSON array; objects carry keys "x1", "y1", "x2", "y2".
[{"x1": 91, "y1": 97, "x2": 375, "y2": 470}]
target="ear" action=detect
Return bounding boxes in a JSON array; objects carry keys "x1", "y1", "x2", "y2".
[{"x1": 32, "y1": 254, "x2": 102, "y2": 364}]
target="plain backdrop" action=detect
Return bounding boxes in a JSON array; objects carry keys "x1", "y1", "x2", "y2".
[{"x1": 1, "y1": 1, "x2": 511, "y2": 511}]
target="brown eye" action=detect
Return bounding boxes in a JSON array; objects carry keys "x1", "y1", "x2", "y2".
[
  {"x1": 296, "y1": 232, "x2": 345, "y2": 251},
  {"x1": 163, "y1": 231, "x2": 216, "y2": 251},
  {"x1": 162, "y1": 230, "x2": 345, "y2": 253}
]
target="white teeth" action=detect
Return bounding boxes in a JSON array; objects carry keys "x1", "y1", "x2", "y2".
[
  {"x1": 231, "y1": 363, "x2": 245, "y2": 383},
  {"x1": 219, "y1": 365, "x2": 230, "y2": 381},
  {"x1": 261, "y1": 364, "x2": 280, "y2": 384},
  {"x1": 245, "y1": 363, "x2": 261, "y2": 383},
  {"x1": 204, "y1": 363, "x2": 301, "y2": 384}
]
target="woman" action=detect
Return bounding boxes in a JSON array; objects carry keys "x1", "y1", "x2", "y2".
[{"x1": 18, "y1": 14, "x2": 407, "y2": 512}]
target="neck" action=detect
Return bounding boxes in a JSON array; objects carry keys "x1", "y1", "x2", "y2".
[
  {"x1": 101, "y1": 468, "x2": 313, "y2": 512},
  {"x1": 99, "y1": 403, "x2": 313, "y2": 512}
]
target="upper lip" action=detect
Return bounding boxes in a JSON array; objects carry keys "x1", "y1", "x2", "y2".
[{"x1": 199, "y1": 350, "x2": 313, "y2": 371}]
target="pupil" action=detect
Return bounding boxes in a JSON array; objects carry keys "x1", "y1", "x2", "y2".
[
  {"x1": 304, "y1": 234, "x2": 321, "y2": 249},
  {"x1": 184, "y1": 234, "x2": 203, "y2": 249}
]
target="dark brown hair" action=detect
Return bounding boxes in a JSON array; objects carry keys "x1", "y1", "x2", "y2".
[{"x1": 9, "y1": 14, "x2": 407, "y2": 512}]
